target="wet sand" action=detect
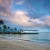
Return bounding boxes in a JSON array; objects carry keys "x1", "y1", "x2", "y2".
[{"x1": 0, "y1": 39, "x2": 50, "y2": 50}]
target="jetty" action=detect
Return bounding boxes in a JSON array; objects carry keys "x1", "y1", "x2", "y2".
[{"x1": 20, "y1": 29, "x2": 39, "y2": 34}]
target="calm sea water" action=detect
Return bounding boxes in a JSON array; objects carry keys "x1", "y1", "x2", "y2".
[{"x1": 0, "y1": 32, "x2": 50, "y2": 42}]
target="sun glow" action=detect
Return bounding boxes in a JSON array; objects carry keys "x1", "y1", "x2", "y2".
[{"x1": 16, "y1": 11, "x2": 24, "y2": 15}]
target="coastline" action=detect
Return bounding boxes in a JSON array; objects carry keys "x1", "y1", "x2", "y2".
[{"x1": 0, "y1": 38, "x2": 50, "y2": 50}]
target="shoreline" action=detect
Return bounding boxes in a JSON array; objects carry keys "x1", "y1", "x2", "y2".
[
  {"x1": 0, "y1": 38, "x2": 50, "y2": 47},
  {"x1": 0, "y1": 38, "x2": 50, "y2": 50}
]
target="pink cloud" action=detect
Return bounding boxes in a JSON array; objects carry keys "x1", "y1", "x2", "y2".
[
  {"x1": 16, "y1": 0, "x2": 24, "y2": 5},
  {"x1": 9, "y1": 11, "x2": 33, "y2": 27},
  {"x1": 0, "y1": 0, "x2": 50, "y2": 27},
  {"x1": 7, "y1": 10, "x2": 45, "y2": 27},
  {"x1": 0, "y1": 0, "x2": 13, "y2": 17},
  {"x1": 44, "y1": 16, "x2": 50, "y2": 26},
  {"x1": 0, "y1": 9, "x2": 50, "y2": 27}
]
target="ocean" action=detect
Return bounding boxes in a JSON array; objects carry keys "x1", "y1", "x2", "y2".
[{"x1": 0, "y1": 32, "x2": 50, "y2": 43}]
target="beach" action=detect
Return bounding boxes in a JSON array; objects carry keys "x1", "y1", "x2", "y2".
[{"x1": 0, "y1": 38, "x2": 50, "y2": 50}]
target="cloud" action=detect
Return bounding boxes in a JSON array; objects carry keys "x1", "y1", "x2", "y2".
[
  {"x1": 31, "y1": 18, "x2": 45, "y2": 26},
  {"x1": 10, "y1": 12, "x2": 50, "y2": 27},
  {"x1": 0, "y1": 0, "x2": 13, "y2": 9},
  {"x1": 16, "y1": 0, "x2": 24, "y2": 5},
  {"x1": 0, "y1": 8, "x2": 50, "y2": 27},
  {"x1": 7, "y1": 10, "x2": 45, "y2": 27},
  {"x1": 0, "y1": 0, "x2": 14, "y2": 16},
  {"x1": 9, "y1": 10, "x2": 33, "y2": 27},
  {"x1": 0, "y1": 0, "x2": 50, "y2": 28},
  {"x1": 43, "y1": 16, "x2": 50, "y2": 26}
]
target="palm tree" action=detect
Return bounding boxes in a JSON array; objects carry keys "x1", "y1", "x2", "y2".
[
  {"x1": 11, "y1": 29, "x2": 13, "y2": 33},
  {"x1": 7, "y1": 26, "x2": 10, "y2": 32},
  {"x1": 8, "y1": 26, "x2": 10, "y2": 29},
  {"x1": 0, "y1": 20, "x2": 4, "y2": 25},
  {"x1": 0, "y1": 27, "x2": 2, "y2": 32},
  {"x1": 14, "y1": 28, "x2": 17, "y2": 32},
  {"x1": 3, "y1": 25, "x2": 7, "y2": 33},
  {"x1": 3, "y1": 29, "x2": 6, "y2": 32},
  {"x1": 19, "y1": 29, "x2": 23, "y2": 33},
  {"x1": 0, "y1": 27, "x2": 2, "y2": 29},
  {"x1": 0, "y1": 20, "x2": 4, "y2": 33}
]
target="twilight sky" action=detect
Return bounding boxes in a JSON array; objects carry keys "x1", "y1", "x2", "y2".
[{"x1": 0, "y1": 0, "x2": 50, "y2": 32}]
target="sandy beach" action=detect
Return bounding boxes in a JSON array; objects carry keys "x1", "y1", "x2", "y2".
[{"x1": 0, "y1": 38, "x2": 50, "y2": 50}]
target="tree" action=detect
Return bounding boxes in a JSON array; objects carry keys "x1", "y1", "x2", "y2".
[
  {"x1": 8, "y1": 26, "x2": 10, "y2": 29},
  {"x1": 11, "y1": 29, "x2": 13, "y2": 32},
  {"x1": 7, "y1": 26, "x2": 10, "y2": 32},
  {"x1": 0, "y1": 27, "x2": 2, "y2": 29},
  {"x1": 3, "y1": 25, "x2": 7, "y2": 32},
  {"x1": 0, "y1": 27, "x2": 2, "y2": 32},
  {"x1": 3, "y1": 25, "x2": 7, "y2": 29},
  {"x1": 0, "y1": 20, "x2": 4, "y2": 25},
  {"x1": 14, "y1": 28, "x2": 17, "y2": 32},
  {"x1": 19, "y1": 29, "x2": 23, "y2": 33},
  {"x1": 14, "y1": 28, "x2": 17, "y2": 30},
  {"x1": 0, "y1": 20, "x2": 4, "y2": 33}
]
